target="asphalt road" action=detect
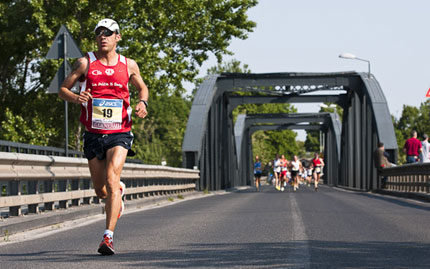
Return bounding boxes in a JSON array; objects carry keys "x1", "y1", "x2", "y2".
[{"x1": 1, "y1": 184, "x2": 429, "y2": 268}]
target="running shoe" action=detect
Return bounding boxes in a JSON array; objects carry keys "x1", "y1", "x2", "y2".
[
  {"x1": 118, "y1": 181, "x2": 126, "y2": 219},
  {"x1": 98, "y1": 234, "x2": 115, "y2": 255},
  {"x1": 281, "y1": 187, "x2": 285, "y2": 192},
  {"x1": 276, "y1": 185, "x2": 280, "y2": 191}
]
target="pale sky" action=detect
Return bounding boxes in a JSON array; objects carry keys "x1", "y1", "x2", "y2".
[{"x1": 197, "y1": 0, "x2": 430, "y2": 140}]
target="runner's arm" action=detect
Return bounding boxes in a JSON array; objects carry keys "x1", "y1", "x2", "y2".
[
  {"x1": 59, "y1": 57, "x2": 90, "y2": 104},
  {"x1": 128, "y1": 59, "x2": 148, "y2": 119}
]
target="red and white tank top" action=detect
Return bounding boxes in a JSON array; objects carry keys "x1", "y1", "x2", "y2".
[
  {"x1": 313, "y1": 158, "x2": 322, "y2": 168},
  {"x1": 79, "y1": 52, "x2": 132, "y2": 134}
]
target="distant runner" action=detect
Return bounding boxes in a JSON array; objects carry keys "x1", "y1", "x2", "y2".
[
  {"x1": 312, "y1": 152, "x2": 325, "y2": 191},
  {"x1": 279, "y1": 154, "x2": 289, "y2": 191},
  {"x1": 254, "y1": 155, "x2": 262, "y2": 191},
  {"x1": 273, "y1": 154, "x2": 281, "y2": 191},
  {"x1": 290, "y1": 155, "x2": 302, "y2": 192}
]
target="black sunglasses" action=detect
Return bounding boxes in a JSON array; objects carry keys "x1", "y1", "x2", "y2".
[{"x1": 95, "y1": 29, "x2": 115, "y2": 37}]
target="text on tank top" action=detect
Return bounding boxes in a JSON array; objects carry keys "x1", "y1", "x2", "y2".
[{"x1": 79, "y1": 52, "x2": 131, "y2": 134}]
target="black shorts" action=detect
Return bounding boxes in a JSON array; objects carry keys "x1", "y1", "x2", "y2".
[
  {"x1": 254, "y1": 172, "x2": 262, "y2": 179},
  {"x1": 291, "y1": 170, "x2": 298, "y2": 177},
  {"x1": 83, "y1": 131, "x2": 135, "y2": 160}
]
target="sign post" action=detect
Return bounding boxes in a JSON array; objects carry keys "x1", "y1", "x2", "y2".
[{"x1": 46, "y1": 25, "x2": 83, "y2": 156}]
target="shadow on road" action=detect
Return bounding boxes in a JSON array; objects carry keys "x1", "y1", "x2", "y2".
[
  {"x1": 2, "y1": 240, "x2": 429, "y2": 268},
  {"x1": 356, "y1": 192, "x2": 430, "y2": 212}
]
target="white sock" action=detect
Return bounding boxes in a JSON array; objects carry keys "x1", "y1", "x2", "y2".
[{"x1": 104, "y1": 229, "x2": 114, "y2": 239}]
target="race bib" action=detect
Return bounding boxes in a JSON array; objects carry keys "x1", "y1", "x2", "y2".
[
  {"x1": 92, "y1": 98, "x2": 123, "y2": 130},
  {"x1": 316, "y1": 167, "x2": 321, "y2": 173}
]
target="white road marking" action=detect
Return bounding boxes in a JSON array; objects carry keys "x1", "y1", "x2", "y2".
[{"x1": 289, "y1": 193, "x2": 311, "y2": 268}]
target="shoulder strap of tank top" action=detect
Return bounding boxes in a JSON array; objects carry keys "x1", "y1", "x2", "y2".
[
  {"x1": 119, "y1": 54, "x2": 126, "y2": 65},
  {"x1": 87, "y1": 52, "x2": 97, "y2": 63}
]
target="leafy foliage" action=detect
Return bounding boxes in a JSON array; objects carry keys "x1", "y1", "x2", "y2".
[
  {"x1": 0, "y1": 108, "x2": 59, "y2": 145},
  {"x1": 304, "y1": 103, "x2": 343, "y2": 153},
  {"x1": 133, "y1": 92, "x2": 191, "y2": 167},
  {"x1": 393, "y1": 101, "x2": 430, "y2": 163},
  {"x1": 0, "y1": 0, "x2": 257, "y2": 166}
]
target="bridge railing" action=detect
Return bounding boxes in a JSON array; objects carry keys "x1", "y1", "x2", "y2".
[
  {"x1": 380, "y1": 163, "x2": 430, "y2": 193},
  {"x1": 0, "y1": 139, "x2": 84, "y2": 157},
  {"x1": 0, "y1": 139, "x2": 143, "y2": 164},
  {"x1": 0, "y1": 152, "x2": 199, "y2": 218}
]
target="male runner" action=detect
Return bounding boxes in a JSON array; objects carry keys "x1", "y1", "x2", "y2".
[
  {"x1": 254, "y1": 155, "x2": 262, "y2": 191},
  {"x1": 290, "y1": 155, "x2": 301, "y2": 192},
  {"x1": 59, "y1": 18, "x2": 149, "y2": 255},
  {"x1": 273, "y1": 154, "x2": 281, "y2": 190}
]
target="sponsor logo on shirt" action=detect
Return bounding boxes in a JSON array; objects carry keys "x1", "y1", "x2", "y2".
[
  {"x1": 98, "y1": 99, "x2": 122, "y2": 107},
  {"x1": 91, "y1": 70, "x2": 102, "y2": 75},
  {"x1": 105, "y1": 69, "x2": 115, "y2": 76}
]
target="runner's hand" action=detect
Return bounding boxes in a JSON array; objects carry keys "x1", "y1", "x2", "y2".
[
  {"x1": 135, "y1": 101, "x2": 148, "y2": 119},
  {"x1": 77, "y1": 89, "x2": 92, "y2": 104}
]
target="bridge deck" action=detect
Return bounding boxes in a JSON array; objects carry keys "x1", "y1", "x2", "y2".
[{"x1": 1, "y1": 185, "x2": 429, "y2": 268}]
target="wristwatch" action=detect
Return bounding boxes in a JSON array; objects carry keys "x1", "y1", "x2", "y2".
[{"x1": 139, "y1": 100, "x2": 148, "y2": 108}]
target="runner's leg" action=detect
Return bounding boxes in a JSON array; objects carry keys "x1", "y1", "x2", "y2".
[
  {"x1": 315, "y1": 173, "x2": 319, "y2": 190},
  {"x1": 89, "y1": 158, "x2": 108, "y2": 199},
  {"x1": 105, "y1": 146, "x2": 128, "y2": 232}
]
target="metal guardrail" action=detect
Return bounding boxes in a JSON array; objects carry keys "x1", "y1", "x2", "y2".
[
  {"x1": 0, "y1": 139, "x2": 142, "y2": 164},
  {"x1": 0, "y1": 139, "x2": 83, "y2": 157},
  {"x1": 380, "y1": 163, "x2": 430, "y2": 193},
  {"x1": 0, "y1": 152, "x2": 199, "y2": 218}
]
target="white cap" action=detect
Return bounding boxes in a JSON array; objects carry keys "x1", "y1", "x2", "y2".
[{"x1": 94, "y1": 18, "x2": 120, "y2": 34}]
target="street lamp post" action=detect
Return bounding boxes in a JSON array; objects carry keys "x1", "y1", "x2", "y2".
[{"x1": 339, "y1": 52, "x2": 371, "y2": 78}]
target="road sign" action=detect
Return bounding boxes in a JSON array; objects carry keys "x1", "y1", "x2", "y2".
[
  {"x1": 47, "y1": 60, "x2": 79, "y2": 93},
  {"x1": 46, "y1": 25, "x2": 83, "y2": 157},
  {"x1": 46, "y1": 25, "x2": 83, "y2": 59}
]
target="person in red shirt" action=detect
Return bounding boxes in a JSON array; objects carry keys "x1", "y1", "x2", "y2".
[
  {"x1": 59, "y1": 18, "x2": 148, "y2": 255},
  {"x1": 403, "y1": 130, "x2": 422, "y2": 163},
  {"x1": 312, "y1": 152, "x2": 324, "y2": 191}
]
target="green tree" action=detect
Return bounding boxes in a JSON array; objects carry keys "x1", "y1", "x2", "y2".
[
  {"x1": 0, "y1": 0, "x2": 258, "y2": 166},
  {"x1": 207, "y1": 59, "x2": 251, "y2": 74},
  {"x1": 304, "y1": 103, "x2": 342, "y2": 153},
  {"x1": 393, "y1": 100, "x2": 430, "y2": 164},
  {"x1": 393, "y1": 105, "x2": 420, "y2": 163},
  {"x1": 134, "y1": 92, "x2": 191, "y2": 166},
  {"x1": 304, "y1": 130, "x2": 319, "y2": 153}
]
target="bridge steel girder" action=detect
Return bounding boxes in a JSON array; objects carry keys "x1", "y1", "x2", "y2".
[
  {"x1": 234, "y1": 113, "x2": 341, "y2": 188},
  {"x1": 182, "y1": 72, "x2": 397, "y2": 191},
  {"x1": 228, "y1": 94, "x2": 348, "y2": 114},
  {"x1": 249, "y1": 124, "x2": 324, "y2": 133}
]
